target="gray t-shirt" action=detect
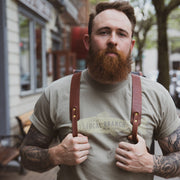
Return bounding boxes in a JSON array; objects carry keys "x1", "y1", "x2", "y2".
[{"x1": 31, "y1": 69, "x2": 180, "y2": 180}]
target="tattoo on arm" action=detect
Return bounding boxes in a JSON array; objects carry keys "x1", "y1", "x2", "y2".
[
  {"x1": 153, "y1": 125, "x2": 180, "y2": 178},
  {"x1": 20, "y1": 124, "x2": 54, "y2": 172}
]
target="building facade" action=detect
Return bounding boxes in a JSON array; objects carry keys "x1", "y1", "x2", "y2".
[{"x1": 0, "y1": 0, "x2": 89, "y2": 136}]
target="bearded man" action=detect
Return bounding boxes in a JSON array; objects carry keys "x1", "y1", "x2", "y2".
[{"x1": 20, "y1": 1, "x2": 180, "y2": 180}]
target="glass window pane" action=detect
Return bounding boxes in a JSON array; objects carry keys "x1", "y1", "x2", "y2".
[
  {"x1": 60, "y1": 55, "x2": 66, "y2": 77},
  {"x1": 19, "y1": 14, "x2": 31, "y2": 91},
  {"x1": 35, "y1": 23, "x2": 43, "y2": 89}
]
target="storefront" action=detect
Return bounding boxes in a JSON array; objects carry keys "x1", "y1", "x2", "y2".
[
  {"x1": 0, "y1": 0, "x2": 89, "y2": 136},
  {"x1": 0, "y1": 0, "x2": 82, "y2": 135}
]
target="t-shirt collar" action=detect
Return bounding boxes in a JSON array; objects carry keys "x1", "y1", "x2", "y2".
[{"x1": 82, "y1": 69, "x2": 130, "y2": 92}]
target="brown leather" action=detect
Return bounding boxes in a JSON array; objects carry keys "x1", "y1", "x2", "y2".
[
  {"x1": 131, "y1": 74, "x2": 142, "y2": 143},
  {"x1": 70, "y1": 72, "x2": 142, "y2": 143},
  {"x1": 70, "y1": 72, "x2": 81, "y2": 137}
]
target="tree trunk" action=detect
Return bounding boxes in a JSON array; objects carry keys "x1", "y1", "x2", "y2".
[
  {"x1": 137, "y1": 48, "x2": 143, "y2": 71},
  {"x1": 156, "y1": 13, "x2": 169, "y2": 90},
  {"x1": 152, "y1": 0, "x2": 180, "y2": 91}
]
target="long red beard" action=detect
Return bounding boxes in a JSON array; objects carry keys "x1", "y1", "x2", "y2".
[{"x1": 87, "y1": 46, "x2": 132, "y2": 84}]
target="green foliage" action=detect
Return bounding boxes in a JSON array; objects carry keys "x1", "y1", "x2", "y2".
[
  {"x1": 89, "y1": 0, "x2": 107, "y2": 5},
  {"x1": 168, "y1": 7, "x2": 180, "y2": 53},
  {"x1": 168, "y1": 7, "x2": 180, "y2": 30},
  {"x1": 171, "y1": 40, "x2": 180, "y2": 53},
  {"x1": 144, "y1": 29, "x2": 157, "y2": 49}
]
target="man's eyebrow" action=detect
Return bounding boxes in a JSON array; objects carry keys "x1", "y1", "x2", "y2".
[{"x1": 96, "y1": 27, "x2": 111, "y2": 32}]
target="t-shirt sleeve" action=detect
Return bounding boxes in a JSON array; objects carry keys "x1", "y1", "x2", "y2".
[
  {"x1": 155, "y1": 86, "x2": 180, "y2": 139},
  {"x1": 30, "y1": 92, "x2": 55, "y2": 137}
]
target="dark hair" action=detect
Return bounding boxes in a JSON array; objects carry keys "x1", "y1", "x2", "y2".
[{"x1": 88, "y1": 1, "x2": 136, "y2": 37}]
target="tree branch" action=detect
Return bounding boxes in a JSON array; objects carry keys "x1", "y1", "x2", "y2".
[
  {"x1": 152, "y1": 0, "x2": 164, "y2": 14},
  {"x1": 166, "y1": 0, "x2": 180, "y2": 15}
]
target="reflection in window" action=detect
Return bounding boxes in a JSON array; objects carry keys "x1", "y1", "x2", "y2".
[
  {"x1": 35, "y1": 24, "x2": 42, "y2": 88},
  {"x1": 18, "y1": 12, "x2": 46, "y2": 95},
  {"x1": 19, "y1": 14, "x2": 31, "y2": 91}
]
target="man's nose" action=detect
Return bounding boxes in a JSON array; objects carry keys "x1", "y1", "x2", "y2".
[{"x1": 107, "y1": 32, "x2": 118, "y2": 47}]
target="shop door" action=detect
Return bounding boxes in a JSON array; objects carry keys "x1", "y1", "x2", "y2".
[{"x1": 52, "y1": 50, "x2": 76, "y2": 80}]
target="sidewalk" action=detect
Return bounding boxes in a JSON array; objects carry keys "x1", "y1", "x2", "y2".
[
  {"x1": 0, "y1": 165, "x2": 59, "y2": 180},
  {"x1": 1, "y1": 152, "x2": 180, "y2": 180}
]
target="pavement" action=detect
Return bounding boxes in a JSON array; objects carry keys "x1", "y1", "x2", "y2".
[
  {"x1": 1, "y1": 109, "x2": 180, "y2": 180},
  {"x1": 0, "y1": 164, "x2": 59, "y2": 180},
  {"x1": 1, "y1": 162, "x2": 180, "y2": 180}
]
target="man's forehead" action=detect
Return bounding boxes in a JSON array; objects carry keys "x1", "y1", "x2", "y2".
[{"x1": 93, "y1": 9, "x2": 132, "y2": 32}]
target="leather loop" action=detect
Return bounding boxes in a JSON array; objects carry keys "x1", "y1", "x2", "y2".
[
  {"x1": 70, "y1": 72, "x2": 81, "y2": 137},
  {"x1": 131, "y1": 74, "x2": 142, "y2": 143}
]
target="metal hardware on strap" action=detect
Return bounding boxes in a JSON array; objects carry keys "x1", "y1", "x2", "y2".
[
  {"x1": 131, "y1": 74, "x2": 142, "y2": 143},
  {"x1": 70, "y1": 72, "x2": 81, "y2": 137}
]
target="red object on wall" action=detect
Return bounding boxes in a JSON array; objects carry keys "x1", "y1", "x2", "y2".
[{"x1": 71, "y1": 26, "x2": 88, "y2": 59}]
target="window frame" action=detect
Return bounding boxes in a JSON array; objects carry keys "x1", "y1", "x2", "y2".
[{"x1": 18, "y1": 6, "x2": 46, "y2": 96}]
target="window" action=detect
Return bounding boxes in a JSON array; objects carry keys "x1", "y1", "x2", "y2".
[
  {"x1": 19, "y1": 15, "x2": 31, "y2": 91},
  {"x1": 19, "y1": 11, "x2": 46, "y2": 95}
]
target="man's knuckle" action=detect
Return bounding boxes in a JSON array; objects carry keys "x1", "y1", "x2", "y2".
[
  {"x1": 127, "y1": 154, "x2": 133, "y2": 160},
  {"x1": 72, "y1": 145, "x2": 78, "y2": 151},
  {"x1": 74, "y1": 152, "x2": 80, "y2": 158},
  {"x1": 75, "y1": 159, "x2": 81, "y2": 164},
  {"x1": 130, "y1": 146, "x2": 135, "y2": 152}
]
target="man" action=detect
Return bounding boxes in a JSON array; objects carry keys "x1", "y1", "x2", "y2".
[{"x1": 20, "y1": 1, "x2": 180, "y2": 179}]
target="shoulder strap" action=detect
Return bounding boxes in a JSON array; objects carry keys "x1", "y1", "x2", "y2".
[
  {"x1": 70, "y1": 72, "x2": 142, "y2": 143},
  {"x1": 70, "y1": 72, "x2": 81, "y2": 137},
  {"x1": 131, "y1": 74, "x2": 142, "y2": 143}
]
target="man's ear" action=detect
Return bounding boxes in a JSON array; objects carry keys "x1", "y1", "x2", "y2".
[
  {"x1": 83, "y1": 34, "x2": 90, "y2": 51},
  {"x1": 131, "y1": 39, "x2": 135, "y2": 51}
]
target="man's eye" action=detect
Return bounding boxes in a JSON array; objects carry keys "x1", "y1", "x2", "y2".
[
  {"x1": 99, "y1": 31, "x2": 110, "y2": 35},
  {"x1": 118, "y1": 32, "x2": 126, "y2": 37}
]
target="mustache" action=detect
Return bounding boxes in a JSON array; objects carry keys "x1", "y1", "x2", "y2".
[{"x1": 105, "y1": 47, "x2": 120, "y2": 55}]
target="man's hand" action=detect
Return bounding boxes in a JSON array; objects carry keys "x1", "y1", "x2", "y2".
[
  {"x1": 50, "y1": 133, "x2": 91, "y2": 166},
  {"x1": 115, "y1": 135, "x2": 153, "y2": 173}
]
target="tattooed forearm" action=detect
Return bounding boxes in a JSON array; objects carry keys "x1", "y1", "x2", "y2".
[
  {"x1": 153, "y1": 153, "x2": 180, "y2": 178},
  {"x1": 20, "y1": 146, "x2": 55, "y2": 172},
  {"x1": 159, "y1": 126, "x2": 180, "y2": 155},
  {"x1": 20, "y1": 124, "x2": 55, "y2": 172},
  {"x1": 153, "y1": 125, "x2": 180, "y2": 178}
]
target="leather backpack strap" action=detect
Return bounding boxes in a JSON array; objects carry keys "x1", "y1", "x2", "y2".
[
  {"x1": 70, "y1": 72, "x2": 81, "y2": 137},
  {"x1": 131, "y1": 74, "x2": 142, "y2": 143},
  {"x1": 69, "y1": 71, "x2": 142, "y2": 142}
]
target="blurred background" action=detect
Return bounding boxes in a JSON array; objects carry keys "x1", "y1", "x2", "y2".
[{"x1": 0, "y1": 0, "x2": 179, "y2": 179}]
